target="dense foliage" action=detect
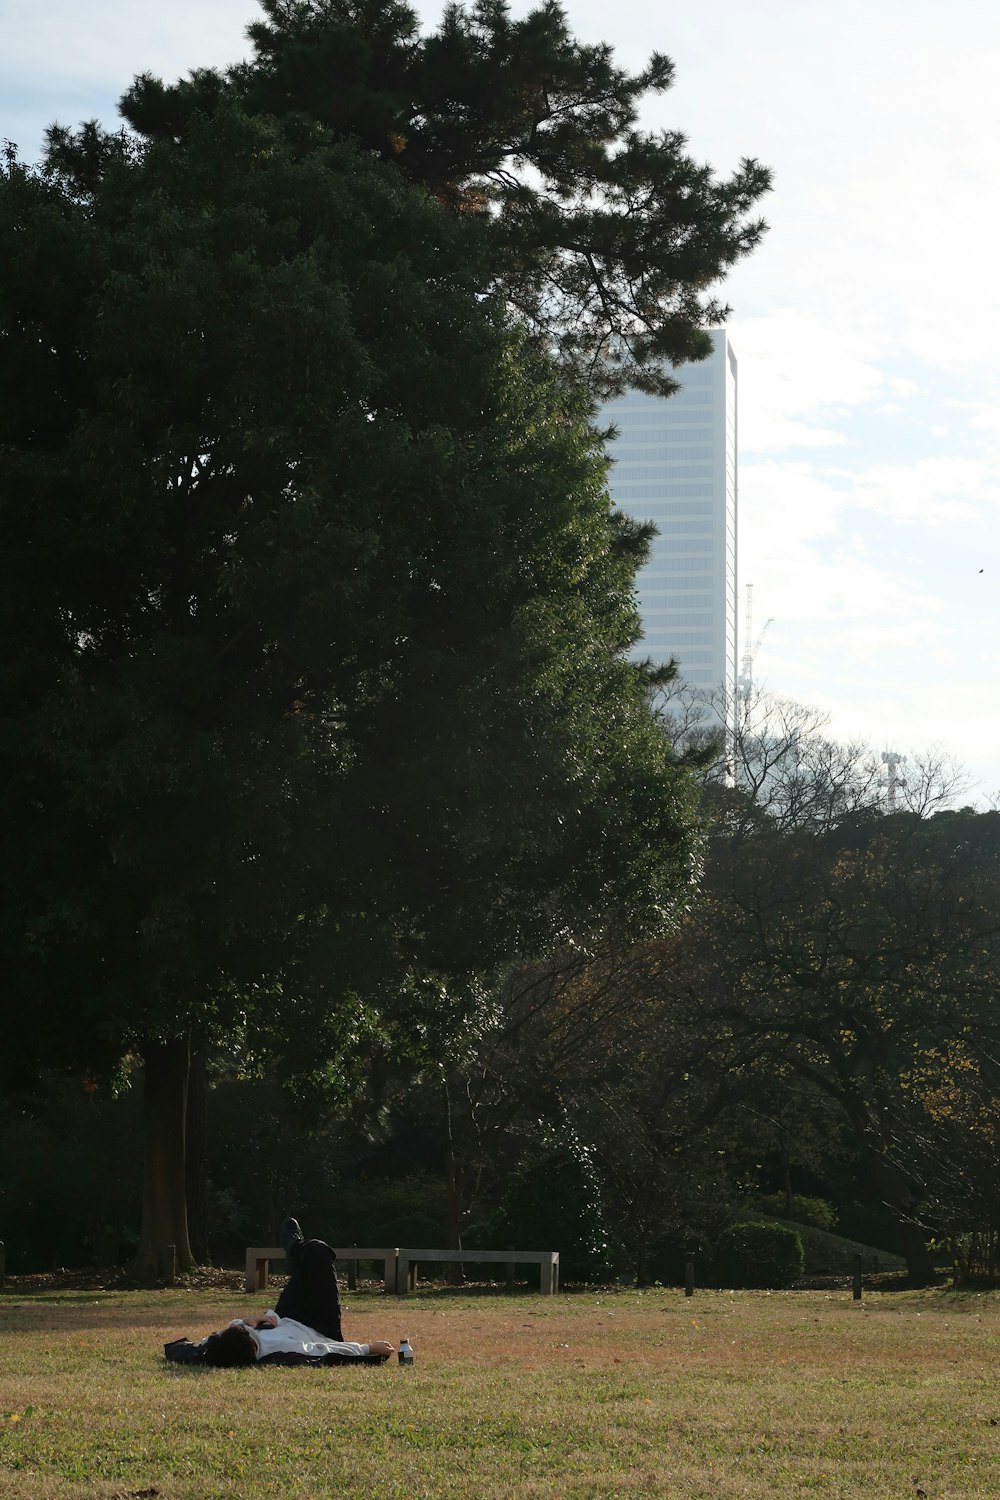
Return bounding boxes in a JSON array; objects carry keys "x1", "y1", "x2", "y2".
[
  {"x1": 118, "y1": 0, "x2": 771, "y2": 399},
  {"x1": 713, "y1": 1221, "x2": 805, "y2": 1290},
  {"x1": 3, "y1": 5, "x2": 737, "y2": 1273}
]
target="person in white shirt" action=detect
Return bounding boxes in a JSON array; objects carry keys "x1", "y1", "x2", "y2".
[
  {"x1": 203, "y1": 1311, "x2": 393, "y2": 1367},
  {"x1": 202, "y1": 1217, "x2": 395, "y2": 1367}
]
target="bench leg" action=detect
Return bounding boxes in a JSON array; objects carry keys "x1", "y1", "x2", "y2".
[
  {"x1": 540, "y1": 1258, "x2": 555, "y2": 1295},
  {"x1": 506, "y1": 1256, "x2": 515, "y2": 1293},
  {"x1": 244, "y1": 1253, "x2": 269, "y2": 1293},
  {"x1": 396, "y1": 1253, "x2": 410, "y2": 1296}
]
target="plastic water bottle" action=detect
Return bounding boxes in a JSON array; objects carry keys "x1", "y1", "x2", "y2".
[{"x1": 398, "y1": 1336, "x2": 414, "y2": 1366}]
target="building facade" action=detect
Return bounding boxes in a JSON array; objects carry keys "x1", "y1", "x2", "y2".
[{"x1": 602, "y1": 330, "x2": 738, "y2": 701}]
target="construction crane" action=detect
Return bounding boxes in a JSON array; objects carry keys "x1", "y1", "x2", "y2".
[{"x1": 739, "y1": 583, "x2": 773, "y2": 696}]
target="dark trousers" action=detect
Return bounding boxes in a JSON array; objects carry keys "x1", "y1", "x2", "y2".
[{"x1": 273, "y1": 1238, "x2": 343, "y2": 1340}]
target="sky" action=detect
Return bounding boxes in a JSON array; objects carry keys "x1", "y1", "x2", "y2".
[{"x1": 4, "y1": 0, "x2": 1000, "y2": 799}]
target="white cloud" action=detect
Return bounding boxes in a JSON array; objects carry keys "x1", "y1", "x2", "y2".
[
  {"x1": 846, "y1": 457, "x2": 997, "y2": 525},
  {"x1": 743, "y1": 419, "x2": 847, "y2": 452},
  {"x1": 739, "y1": 461, "x2": 846, "y2": 550},
  {"x1": 3, "y1": 3, "x2": 253, "y2": 84},
  {"x1": 968, "y1": 402, "x2": 1000, "y2": 436},
  {"x1": 732, "y1": 312, "x2": 892, "y2": 454},
  {"x1": 1, "y1": 2, "x2": 255, "y2": 160},
  {"x1": 749, "y1": 547, "x2": 943, "y2": 638}
]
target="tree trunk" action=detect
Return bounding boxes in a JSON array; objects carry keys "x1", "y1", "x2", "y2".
[
  {"x1": 868, "y1": 1154, "x2": 938, "y2": 1287},
  {"x1": 835, "y1": 1089, "x2": 939, "y2": 1288},
  {"x1": 132, "y1": 1036, "x2": 194, "y2": 1282},
  {"x1": 185, "y1": 1050, "x2": 210, "y2": 1265},
  {"x1": 780, "y1": 1127, "x2": 793, "y2": 1217},
  {"x1": 443, "y1": 1074, "x2": 465, "y2": 1285}
]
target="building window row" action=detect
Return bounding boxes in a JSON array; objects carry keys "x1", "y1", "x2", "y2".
[
  {"x1": 613, "y1": 473, "x2": 716, "y2": 491},
  {"x1": 613, "y1": 441, "x2": 717, "y2": 459},
  {"x1": 637, "y1": 427, "x2": 717, "y2": 443},
  {"x1": 638, "y1": 504, "x2": 716, "y2": 516},
  {"x1": 645, "y1": 630, "x2": 714, "y2": 644},
  {"x1": 644, "y1": 558, "x2": 717, "y2": 573},
  {"x1": 611, "y1": 463, "x2": 715, "y2": 479},
  {"x1": 641, "y1": 579, "x2": 719, "y2": 594},
  {"x1": 642, "y1": 613, "x2": 714, "y2": 628},
  {"x1": 610, "y1": 399, "x2": 712, "y2": 422},
  {"x1": 639, "y1": 594, "x2": 715, "y2": 610},
  {"x1": 649, "y1": 522, "x2": 714, "y2": 537}
]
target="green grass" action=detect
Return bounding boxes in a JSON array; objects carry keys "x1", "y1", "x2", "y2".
[{"x1": 1, "y1": 1284, "x2": 998, "y2": 1497}]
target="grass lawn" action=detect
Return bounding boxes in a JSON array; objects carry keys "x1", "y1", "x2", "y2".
[{"x1": 1, "y1": 1282, "x2": 998, "y2": 1498}]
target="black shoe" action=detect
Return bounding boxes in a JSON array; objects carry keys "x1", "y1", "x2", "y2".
[{"x1": 278, "y1": 1217, "x2": 304, "y2": 1254}]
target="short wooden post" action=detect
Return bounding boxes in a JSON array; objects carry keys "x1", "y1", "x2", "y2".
[
  {"x1": 852, "y1": 1253, "x2": 863, "y2": 1300},
  {"x1": 506, "y1": 1248, "x2": 515, "y2": 1293},
  {"x1": 347, "y1": 1245, "x2": 358, "y2": 1292},
  {"x1": 684, "y1": 1254, "x2": 695, "y2": 1298}
]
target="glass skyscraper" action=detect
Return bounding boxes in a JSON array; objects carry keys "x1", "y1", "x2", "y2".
[{"x1": 602, "y1": 331, "x2": 738, "y2": 701}]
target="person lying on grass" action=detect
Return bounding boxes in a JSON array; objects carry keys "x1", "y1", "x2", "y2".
[
  {"x1": 203, "y1": 1313, "x2": 393, "y2": 1367},
  {"x1": 203, "y1": 1215, "x2": 393, "y2": 1367}
]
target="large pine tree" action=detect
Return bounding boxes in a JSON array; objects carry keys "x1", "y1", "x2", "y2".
[
  {"x1": 1, "y1": 89, "x2": 705, "y2": 1274},
  {"x1": 120, "y1": 0, "x2": 772, "y2": 398}
]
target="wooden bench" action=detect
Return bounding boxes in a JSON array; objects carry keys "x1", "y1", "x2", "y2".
[
  {"x1": 244, "y1": 1245, "x2": 397, "y2": 1294},
  {"x1": 244, "y1": 1244, "x2": 560, "y2": 1295},
  {"x1": 395, "y1": 1248, "x2": 560, "y2": 1295}
]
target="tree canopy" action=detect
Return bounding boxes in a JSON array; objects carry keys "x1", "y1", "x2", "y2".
[
  {"x1": 1, "y1": 84, "x2": 703, "y2": 1270},
  {"x1": 640, "y1": 696, "x2": 1000, "y2": 1282},
  {"x1": 116, "y1": 0, "x2": 771, "y2": 398},
  {"x1": 2, "y1": 0, "x2": 774, "y2": 1277}
]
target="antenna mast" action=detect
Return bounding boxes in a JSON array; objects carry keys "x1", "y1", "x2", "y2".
[
  {"x1": 739, "y1": 583, "x2": 774, "y2": 696},
  {"x1": 881, "y1": 750, "x2": 906, "y2": 812},
  {"x1": 741, "y1": 583, "x2": 754, "y2": 689}
]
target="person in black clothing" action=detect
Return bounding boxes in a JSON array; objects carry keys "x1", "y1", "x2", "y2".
[
  {"x1": 196, "y1": 1218, "x2": 393, "y2": 1367},
  {"x1": 272, "y1": 1218, "x2": 343, "y2": 1339}
]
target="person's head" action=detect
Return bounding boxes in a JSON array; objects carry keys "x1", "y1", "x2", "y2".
[{"x1": 203, "y1": 1323, "x2": 256, "y2": 1367}]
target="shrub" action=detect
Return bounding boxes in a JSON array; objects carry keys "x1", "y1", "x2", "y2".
[
  {"x1": 756, "y1": 1193, "x2": 838, "y2": 1232},
  {"x1": 0, "y1": 1074, "x2": 143, "y2": 1271},
  {"x1": 714, "y1": 1220, "x2": 804, "y2": 1289},
  {"x1": 494, "y1": 1147, "x2": 610, "y2": 1282},
  {"x1": 463, "y1": 1215, "x2": 503, "y2": 1251},
  {"x1": 371, "y1": 1214, "x2": 444, "y2": 1249},
  {"x1": 332, "y1": 1173, "x2": 449, "y2": 1245}
]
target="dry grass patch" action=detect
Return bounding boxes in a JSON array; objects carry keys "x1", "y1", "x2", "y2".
[{"x1": 1, "y1": 1285, "x2": 998, "y2": 1498}]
